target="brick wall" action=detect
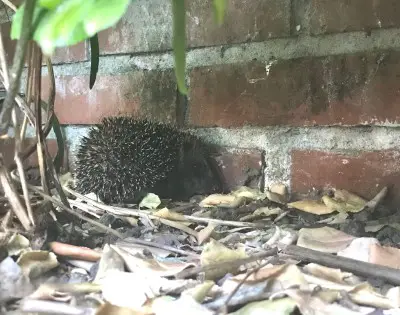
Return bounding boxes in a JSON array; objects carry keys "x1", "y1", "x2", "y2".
[{"x1": 2, "y1": 0, "x2": 400, "y2": 208}]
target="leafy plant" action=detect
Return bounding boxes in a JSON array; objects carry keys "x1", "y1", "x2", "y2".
[{"x1": 10, "y1": 0, "x2": 227, "y2": 94}]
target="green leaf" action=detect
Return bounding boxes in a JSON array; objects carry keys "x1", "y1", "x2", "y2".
[
  {"x1": 39, "y1": 0, "x2": 62, "y2": 10},
  {"x1": 213, "y1": 0, "x2": 226, "y2": 25},
  {"x1": 10, "y1": 3, "x2": 45, "y2": 40},
  {"x1": 172, "y1": 0, "x2": 187, "y2": 95},
  {"x1": 83, "y1": 0, "x2": 131, "y2": 38},
  {"x1": 33, "y1": 0, "x2": 95, "y2": 55},
  {"x1": 89, "y1": 34, "x2": 99, "y2": 89}
]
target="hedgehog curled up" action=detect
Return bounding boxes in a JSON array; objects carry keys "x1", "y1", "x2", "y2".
[{"x1": 74, "y1": 116, "x2": 226, "y2": 204}]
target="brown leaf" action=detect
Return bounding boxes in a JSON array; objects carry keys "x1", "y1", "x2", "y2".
[
  {"x1": 297, "y1": 227, "x2": 355, "y2": 253},
  {"x1": 288, "y1": 200, "x2": 334, "y2": 215}
]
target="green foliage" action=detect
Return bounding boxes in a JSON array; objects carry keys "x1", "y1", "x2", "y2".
[
  {"x1": 10, "y1": 0, "x2": 227, "y2": 96},
  {"x1": 89, "y1": 34, "x2": 99, "y2": 89},
  {"x1": 11, "y1": 0, "x2": 131, "y2": 56},
  {"x1": 172, "y1": 0, "x2": 187, "y2": 95},
  {"x1": 213, "y1": 0, "x2": 227, "y2": 25}
]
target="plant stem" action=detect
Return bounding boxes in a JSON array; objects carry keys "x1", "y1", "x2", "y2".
[{"x1": 0, "y1": 0, "x2": 37, "y2": 135}]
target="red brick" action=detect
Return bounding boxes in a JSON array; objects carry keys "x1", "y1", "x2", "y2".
[
  {"x1": 188, "y1": 51, "x2": 400, "y2": 127},
  {"x1": 186, "y1": 0, "x2": 290, "y2": 47},
  {"x1": 213, "y1": 148, "x2": 263, "y2": 190},
  {"x1": 309, "y1": 0, "x2": 400, "y2": 35},
  {"x1": 291, "y1": 150, "x2": 400, "y2": 209},
  {"x1": 1, "y1": 21, "x2": 87, "y2": 65},
  {"x1": 97, "y1": 0, "x2": 290, "y2": 55},
  {"x1": 97, "y1": 1, "x2": 173, "y2": 54},
  {"x1": 41, "y1": 70, "x2": 177, "y2": 125},
  {"x1": 0, "y1": 138, "x2": 67, "y2": 169}
]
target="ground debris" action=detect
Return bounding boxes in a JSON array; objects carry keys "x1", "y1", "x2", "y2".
[{"x1": 1, "y1": 183, "x2": 400, "y2": 315}]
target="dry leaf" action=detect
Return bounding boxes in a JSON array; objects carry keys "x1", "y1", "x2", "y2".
[
  {"x1": 151, "y1": 295, "x2": 213, "y2": 315},
  {"x1": 270, "y1": 183, "x2": 288, "y2": 198},
  {"x1": 288, "y1": 200, "x2": 334, "y2": 215},
  {"x1": 337, "y1": 237, "x2": 380, "y2": 263},
  {"x1": 334, "y1": 190, "x2": 367, "y2": 207},
  {"x1": 303, "y1": 263, "x2": 353, "y2": 284},
  {"x1": 17, "y1": 251, "x2": 59, "y2": 279},
  {"x1": 200, "y1": 239, "x2": 248, "y2": 280},
  {"x1": 297, "y1": 227, "x2": 355, "y2": 253},
  {"x1": 7, "y1": 233, "x2": 30, "y2": 256},
  {"x1": 266, "y1": 191, "x2": 287, "y2": 204},
  {"x1": 110, "y1": 245, "x2": 196, "y2": 277},
  {"x1": 139, "y1": 193, "x2": 161, "y2": 209},
  {"x1": 369, "y1": 243, "x2": 400, "y2": 269},
  {"x1": 230, "y1": 297, "x2": 297, "y2": 315},
  {"x1": 232, "y1": 186, "x2": 268, "y2": 200},
  {"x1": 153, "y1": 208, "x2": 187, "y2": 222},
  {"x1": 197, "y1": 223, "x2": 218, "y2": 245},
  {"x1": 199, "y1": 194, "x2": 246, "y2": 208},
  {"x1": 96, "y1": 301, "x2": 143, "y2": 315},
  {"x1": 94, "y1": 244, "x2": 125, "y2": 284},
  {"x1": 181, "y1": 281, "x2": 215, "y2": 303}
]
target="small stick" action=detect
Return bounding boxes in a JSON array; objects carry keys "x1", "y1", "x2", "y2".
[
  {"x1": 65, "y1": 186, "x2": 263, "y2": 228},
  {"x1": 175, "y1": 247, "x2": 278, "y2": 279},
  {"x1": 282, "y1": 244, "x2": 400, "y2": 286}
]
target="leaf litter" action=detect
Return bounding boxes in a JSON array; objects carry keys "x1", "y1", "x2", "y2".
[{"x1": 2, "y1": 178, "x2": 400, "y2": 315}]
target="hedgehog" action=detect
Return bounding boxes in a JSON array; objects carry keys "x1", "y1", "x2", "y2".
[{"x1": 73, "y1": 116, "x2": 226, "y2": 204}]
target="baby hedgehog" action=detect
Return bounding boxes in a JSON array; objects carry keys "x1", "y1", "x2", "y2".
[{"x1": 73, "y1": 116, "x2": 225, "y2": 204}]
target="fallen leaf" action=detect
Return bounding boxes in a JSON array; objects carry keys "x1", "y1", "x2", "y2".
[
  {"x1": 101, "y1": 270, "x2": 199, "y2": 310},
  {"x1": 230, "y1": 297, "x2": 297, "y2": 315},
  {"x1": 337, "y1": 237, "x2": 380, "y2": 263},
  {"x1": 200, "y1": 239, "x2": 248, "y2": 280},
  {"x1": 232, "y1": 186, "x2": 268, "y2": 200},
  {"x1": 0, "y1": 257, "x2": 34, "y2": 303},
  {"x1": 139, "y1": 193, "x2": 161, "y2": 209},
  {"x1": 17, "y1": 251, "x2": 59, "y2": 279},
  {"x1": 334, "y1": 190, "x2": 367, "y2": 207},
  {"x1": 288, "y1": 200, "x2": 334, "y2": 215},
  {"x1": 270, "y1": 183, "x2": 288, "y2": 199},
  {"x1": 181, "y1": 281, "x2": 215, "y2": 303},
  {"x1": 369, "y1": 243, "x2": 400, "y2": 269},
  {"x1": 110, "y1": 244, "x2": 196, "y2": 277},
  {"x1": 153, "y1": 208, "x2": 187, "y2": 222},
  {"x1": 94, "y1": 244, "x2": 125, "y2": 284},
  {"x1": 199, "y1": 194, "x2": 246, "y2": 208},
  {"x1": 96, "y1": 301, "x2": 143, "y2": 315},
  {"x1": 266, "y1": 191, "x2": 287, "y2": 204},
  {"x1": 240, "y1": 206, "x2": 283, "y2": 221},
  {"x1": 317, "y1": 212, "x2": 349, "y2": 225},
  {"x1": 7, "y1": 233, "x2": 30, "y2": 256},
  {"x1": 151, "y1": 295, "x2": 213, "y2": 315},
  {"x1": 297, "y1": 227, "x2": 355, "y2": 253},
  {"x1": 197, "y1": 223, "x2": 218, "y2": 245},
  {"x1": 303, "y1": 263, "x2": 354, "y2": 284}
]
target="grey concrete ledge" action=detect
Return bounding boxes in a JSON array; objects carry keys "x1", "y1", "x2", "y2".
[{"x1": 38, "y1": 28, "x2": 400, "y2": 77}]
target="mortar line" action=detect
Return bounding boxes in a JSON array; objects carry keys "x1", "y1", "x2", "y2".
[{"x1": 30, "y1": 28, "x2": 400, "y2": 77}]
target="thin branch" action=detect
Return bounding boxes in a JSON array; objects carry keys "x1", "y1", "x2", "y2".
[
  {"x1": 1, "y1": 0, "x2": 16, "y2": 12},
  {"x1": 0, "y1": 0, "x2": 37, "y2": 135},
  {"x1": 0, "y1": 24, "x2": 9, "y2": 87},
  {"x1": 12, "y1": 107, "x2": 34, "y2": 225},
  {"x1": 0, "y1": 156, "x2": 31, "y2": 231}
]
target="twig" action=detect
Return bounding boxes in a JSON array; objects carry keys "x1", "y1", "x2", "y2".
[
  {"x1": 0, "y1": 0, "x2": 37, "y2": 135},
  {"x1": 175, "y1": 247, "x2": 278, "y2": 279},
  {"x1": 282, "y1": 244, "x2": 400, "y2": 286},
  {"x1": 12, "y1": 107, "x2": 34, "y2": 226},
  {"x1": 0, "y1": 156, "x2": 31, "y2": 231},
  {"x1": 65, "y1": 186, "x2": 263, "y2": 228},
  {"x1": 20, "y1": 299, "x2": 91, "y2": 315},
  {"x1": 0, "y1": 23, "x2": 9, "y2": 87},
  {"x1": 16, "y1": 179, "x2": 200, "y2": 257},
  {"x1": 220, "y1": 259, "x2": 273, "y2": 314},
  {"x1": 1, "y1": 0, "x2": 16, "y2": 12}
]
